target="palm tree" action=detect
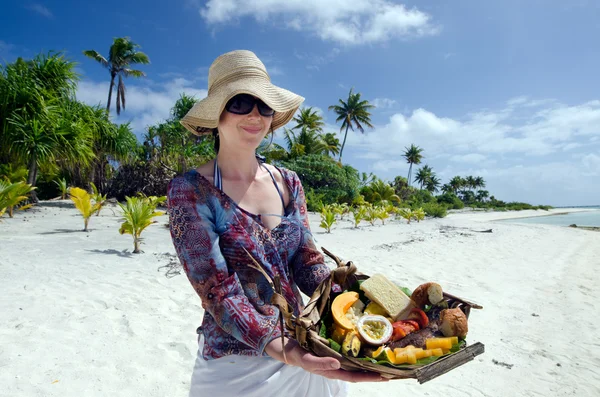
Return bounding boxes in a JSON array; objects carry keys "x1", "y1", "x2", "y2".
[
  {"x1": 465, "y1": 176, "x2": 477, "y2": 192},
  {"x1": 474, "y1": 176, "x2": 486, "y2": 190},
  {"x1": 476, "y1": 189, "x2": 489, "y2": 202},
  {"x1": 293, "y1": 107, "x2": 324, "y2": 132},
  {"x1": 83, "y1": 37, "x2": 150, "y2": 115},
  {"x1": 7, "y1": 101, "x2": 59, "y2": 200},
  {"x1": 283, "y1": 127, "x2": 328, "y2": 158},
  {"x1": 329, "y1": 88, "x2": 374, "y2": 162},
  {"x1": 449, "y1": 176, "x2": 464, "y2": 195},
  {"x1": 414, "y1": 164, "x2": 432, "y2": 190},
  {"x1": 321, "y1": 132, "x2": 341, "y2": 157},
  {"x1": 425, "y1": 174, "x2": 441, "y2": 193},
  {"x1": 402, "y1": 144, "x2": 424, "y2": 186}
]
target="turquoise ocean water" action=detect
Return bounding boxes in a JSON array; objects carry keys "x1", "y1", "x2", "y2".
[{"x1": 499, "y1": 208, "x2": 600, "y2": 227}]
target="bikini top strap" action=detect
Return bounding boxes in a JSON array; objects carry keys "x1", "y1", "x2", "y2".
[{"x1": 214, "y1": 155, "x2": 285, "y2": 213}]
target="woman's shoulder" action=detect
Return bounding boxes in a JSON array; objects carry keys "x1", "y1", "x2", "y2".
[
  {"x1": 263, "y1": 163, "x2": 299, "y2": 186},
  {"x1": 168, "y1": 163, "x2": 216, "y2": 200}
]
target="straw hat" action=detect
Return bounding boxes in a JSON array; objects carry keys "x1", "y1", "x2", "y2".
[{"x1": 180, "y1": 50, "x2": 304, "y2": 135}]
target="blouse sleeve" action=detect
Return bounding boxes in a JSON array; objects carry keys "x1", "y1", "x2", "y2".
[
  {"x1": 167, "y1": 176, "x2": 281, "y2": 353},
  {"x1": 287, "y1": 171, "x2": 331, "y2": 296}
]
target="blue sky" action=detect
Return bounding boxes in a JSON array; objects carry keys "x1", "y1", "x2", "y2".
[{"x1": 2, "y1": 0, "x2": 600, "y2": 206}]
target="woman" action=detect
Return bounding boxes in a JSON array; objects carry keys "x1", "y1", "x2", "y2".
[{"x1": 167, "y1": 50, "x2": 385, "y2": 397}]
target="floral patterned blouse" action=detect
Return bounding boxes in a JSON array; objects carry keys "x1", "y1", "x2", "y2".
[{"x1": 167, "y1": 166, "x2": 330, "y2": 360}]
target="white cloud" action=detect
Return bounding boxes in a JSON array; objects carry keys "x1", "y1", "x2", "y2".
[
  {"x1": 582, "y1": 153, "x2": 600, "y2": 176},
  {"x1": 350, "y1": 100, "x2": 600, "y2": 159},
  {"x1": 77, "y1": 78, "x2": 207, "y2": 139},
  {"x1": 372, "y1": 98, "x2": 397, "y2": 109},
  {"x1": 199, "y1": 0, "x2": 439, "y2": 45},
  {"x1": 27, "y1": 4, "x2": 53, "y2": 18},
  {"x1": 450, "y1": 154, "x2": 487, "y2": 163}
]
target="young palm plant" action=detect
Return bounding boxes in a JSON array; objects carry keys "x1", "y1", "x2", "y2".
[
  {"x1": 352, "y1": 205, "x2": 367, "y2": 228},
  {"x1": 397, "y1": 208, "x2": 414, "y2": 224},
  {"x1": 376, "y1": 206, "x2": 390, "y2": 225},
  {"x1": 319, "y1": 205, "x2": 337, "y2": 233},
  {"x1": 413, "y1": 207, "x2": 426, "y2": 223},
  {"x1": 54, "y1": 177, "x2": 69, "y2": 199},
  {"x1": 365, "y1": 204, "x2": 379, "y2": 226},
  {"x1": 69, "y1": 187, "x2": 101, "y2": 231},
  {"x1": 90, "y1": 182, "x2": 107, "y2": 216},
  {"x1": 0, "y1": 179, "x2": 35, "y2": 218},
  {"x1": 118, "y1": 196, "x2": 165, "y2": 253}
]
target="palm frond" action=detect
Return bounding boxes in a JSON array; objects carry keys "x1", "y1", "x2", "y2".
[{"x1": 82, "y1": 50, "x2": 109, "y2": 68}]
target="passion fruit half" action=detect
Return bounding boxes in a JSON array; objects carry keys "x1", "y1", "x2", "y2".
[{"x1": 356, "y1": 315, "x2": 393, "y2": 346}]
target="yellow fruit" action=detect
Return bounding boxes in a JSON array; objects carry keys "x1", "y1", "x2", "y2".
[
  {"x1": 395, "y1": 350, "x2": 417, "y2": 364},
  {"x1": 425, "y1": 337, "x2": 453, "y2": 350},
  {"x1": 430, "y1": 348, "x2": 444, "y2": 356},
  {"x1": 373, "y1": 347, "x2": 396, "y2": 362},
  {"x1": 364, "y1": 302, "x2": 388, "y2": 316},
  {"x1": 331, "y1": 326, "x2": 348, "y2": 345}
]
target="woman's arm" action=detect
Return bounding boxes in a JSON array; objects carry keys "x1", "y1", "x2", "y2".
[
  {"x1": 167, "y1": 176, "x2": 282, "y2": 352},
  {"x1": 265, "y1": 337, "x2": 387, "y2": 382},
  {"x1": 287, "y1": 171, "x2": 331, "y2": 296}
]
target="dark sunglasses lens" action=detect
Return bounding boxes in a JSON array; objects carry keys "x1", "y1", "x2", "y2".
[
  {"x1": 226, "y1": 95, "x2": 254, "y2": 114},
  {"x1": 257, "y1": 101, "x2": 275, "y2": 117}
]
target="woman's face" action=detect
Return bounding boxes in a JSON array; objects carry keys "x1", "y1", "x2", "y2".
[{"x1": 218, "y1": 96, "x2": 273, "y2": 151}]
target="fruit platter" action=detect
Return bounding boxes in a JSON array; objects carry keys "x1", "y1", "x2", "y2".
[{"x1": 292, "y1": 248, "x2": 485, "y2": 383}]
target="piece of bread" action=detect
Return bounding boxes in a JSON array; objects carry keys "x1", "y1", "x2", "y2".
[
  {"x1": 439, "y1": 308, "x2": 468, "y2": 338},
  {"x1": 411, "y1": 282, "x2": 444, "y2": 308},
  {"x1": 360, "y1": 274, "x2": 415, "y2": 321}
]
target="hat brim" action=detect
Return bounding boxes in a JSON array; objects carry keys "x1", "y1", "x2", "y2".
[{"x1": 180, "y1": 78, "x2": 304, "y2": 136}]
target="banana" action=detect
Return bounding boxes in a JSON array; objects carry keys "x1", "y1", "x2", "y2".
[{"x1": 341, "y1": 330, "x2": 361, "y2": 357}]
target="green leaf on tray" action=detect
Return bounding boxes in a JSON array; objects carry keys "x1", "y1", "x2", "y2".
[
  {"x1": 319, "y1": 321, "x2": 327, "y2": 338},
  {"x1": 399, "y1": 286, "x2": 412, "y2": 297},
  {"x1": 328, "y1": 338, "x2": 341, "y2": 353}
]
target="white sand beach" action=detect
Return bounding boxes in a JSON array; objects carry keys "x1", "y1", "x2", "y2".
[{"x1": 1, "y1": 203, "x2": 599, "y2": 397}]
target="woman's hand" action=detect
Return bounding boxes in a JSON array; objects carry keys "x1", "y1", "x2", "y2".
[{"x1": 265, "y1": 337, "x2": 388, "y2": 383}]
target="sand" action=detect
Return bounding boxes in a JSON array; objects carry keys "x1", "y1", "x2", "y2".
[{"x1": 1, "y1": 202, "x2": 599, "y2": 397}]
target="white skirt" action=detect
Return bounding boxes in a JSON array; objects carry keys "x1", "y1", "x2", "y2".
[{"x1": 189, "y1": 337, "x2": 348, "y2": 397}]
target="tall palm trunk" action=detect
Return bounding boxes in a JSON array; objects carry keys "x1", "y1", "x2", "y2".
[
  {"x1": 106, "y1": 72, "x2": 116, "y2": 113},
  {"x1": 338, "y1": 123, "x2": 350, "y2": 163},
  {"x1": 27, "y1": 151, "x2": 39, "y2": 202},
  {"x1": 407, "y1": 164, "x2": 413, "y2": 187}
]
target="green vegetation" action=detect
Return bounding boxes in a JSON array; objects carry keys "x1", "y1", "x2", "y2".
[
  {"x1": 1, "y1": 44, "x2": 552, "y2": 239},
  {"x1": 69, "y1": 187, "x2": 102, "y2": 231},
  {"x1": 118, "y1": 195, "x2": 166, "y2": 253}
]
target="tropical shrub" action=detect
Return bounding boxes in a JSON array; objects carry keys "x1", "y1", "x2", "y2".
[
  {"x1": 436, "y1": 193, "x2": 464, "y2": 210},
  {"x1": 106, "y1": 160, "x2": 175, "y2": 201},
  {"x1": 69, "y1": 187, "x2": 101, "y2": 231},
  {"x1": 282, "y1": 154, "x2": 360, "y2": 205},
  {"x1": 421, "y1": 202, "x2": 447, "y2": 218},
  {"x1": 305, "y1": 188, "x2": 325, "y2": 212},
  {"x1": 319, "y1": 205, "x2": 337, "y2": 233},
  {"x1": 118, "y1": 195, "x2": 166, "y2": 253}
]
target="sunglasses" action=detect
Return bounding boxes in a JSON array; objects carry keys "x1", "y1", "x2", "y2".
[{"x1": 225, "y1": 94, "x2": 275, "y2": 117}]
